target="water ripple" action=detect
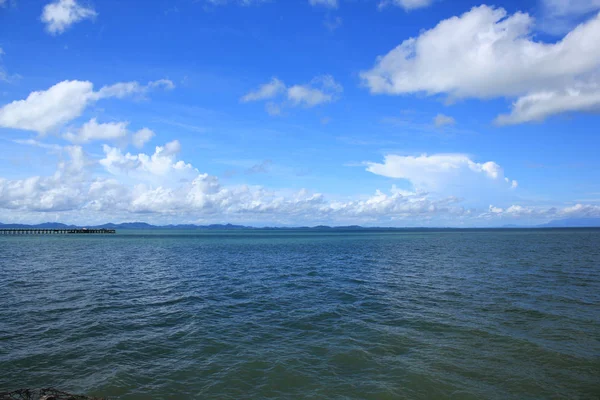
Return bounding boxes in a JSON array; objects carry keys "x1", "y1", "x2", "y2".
[{"x1": 1, "y1": 230, "x2": 599, "y2": 399}]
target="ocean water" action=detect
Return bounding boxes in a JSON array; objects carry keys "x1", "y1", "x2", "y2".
[{"x1": 1, "y1": 229, "x2": 599, "y2": 399}]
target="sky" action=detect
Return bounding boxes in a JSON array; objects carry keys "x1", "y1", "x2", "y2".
[{"x1": 0, "y1": 0, "x2": 599, "y2": 227}]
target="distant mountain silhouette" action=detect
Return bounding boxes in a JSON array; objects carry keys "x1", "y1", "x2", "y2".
[
  {"x1": 0, "y1": 222, "x2": 250, "y2": 230},
  {"x1": 537, "y1": 218, "x2": 600, "y2": 228},
  {"x1": 2, "y1": 220, "x2": 599, "y2": 230},
  {"x1": 0, "y1": 222, "x2": 77, "y2": 229}
]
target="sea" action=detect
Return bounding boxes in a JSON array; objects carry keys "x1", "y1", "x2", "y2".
[{"x1": 1, "y1": 229, "x2": 599, "y2": 399}]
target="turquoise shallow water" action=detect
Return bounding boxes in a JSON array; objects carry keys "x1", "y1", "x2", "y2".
[{"x1": 1, "y1": 229, "x2": 599, "y2": 399}]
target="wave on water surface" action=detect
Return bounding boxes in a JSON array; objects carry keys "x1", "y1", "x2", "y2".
[{"x1": 1, "y1": 229, "x2": 599, "y2": 399}]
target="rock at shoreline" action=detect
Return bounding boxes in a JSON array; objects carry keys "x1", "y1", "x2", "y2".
[{"x1": 0, "y1": 389, "x2": 105, "y2": 400}]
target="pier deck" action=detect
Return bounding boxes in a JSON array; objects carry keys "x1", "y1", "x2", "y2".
[{"x1": 0, "y1": 229, "x2": 116, "y2": 235}]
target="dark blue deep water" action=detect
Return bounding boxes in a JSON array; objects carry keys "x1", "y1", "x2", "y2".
[{"x1": 1, "y1": 229, "x2": 599, "y2": 399}]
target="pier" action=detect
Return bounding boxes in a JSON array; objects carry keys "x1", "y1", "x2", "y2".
[{"x1": 0, "y1": 228, "x2": 116, "y2": 235}]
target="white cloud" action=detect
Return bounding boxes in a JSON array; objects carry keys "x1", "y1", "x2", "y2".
[
  {"x1": 540, "y1": 0, "x2": 600, "y2": 33},
  {"x1": 378, "y1": 0, "x2": 432, "y2": 11},
  {"x1": 360, "y1": 6, "x2": 600, "y2": 124},
  {"x1": 0, "y1": 145, "x2": 88, "y2": 212},
  {"x1": 148, "y1": 79, "x2": 175, "y2": 90},
  {"x1": 242, "y1": 75, "x2": 342, "y2": 113},
  {"x1": 63, "y1": 118, "x2": 129, "y2": 144},
  {"x1": 0, "y1": 139, "x2": 466, "y2": 223},
  {"x1": 0, "y1": 150, "x2": 469, "y2": 223},
  {"x1": 365, "y1": 153, "x2": 517, "y2": 192},
  {"x1": 486, "y1": 203, "x2": 600, "y2": 219},
  {"x1": 0, "y1": 0, "x2": 7, "y2": 7},
  {"x1": 241, "y1": 78, "x2": 286, "y2": 102},
  {"x1": 0, "y1": 79, "x2": 173, "y2": 134},
  {"x1": 543, "y1": 0, "x2": 600, "y2": 16},
  {"x1": 13, "y1": 139, "x2": 63, "y2": 151},
  {"x1": 41, "y1": 0, "x2": 97, "y2": 35},
  {"x1": 489, "y1": 205, "x2": 504, "y2": 213},
  {"x1": 309, "y1": 0, "x2": 338, "y2": 8},
  {"x1": 495, "y1": 82, "x2": 600, "y2": 125},
  {"x1": 1, "y1": 142, "x2": 597, "y2": 227},
  {"x1": 362, "y1": 6, "x2": 600, "y2": 98},
  {"x1": 60, "y1": 118, "x2": 155, "y2": 147},
  {"x1": 0, "y1": 81, "x2": 95, "y2": 134},
  {"x1": 132, "y1": 128, "x2": 155, "y2": 149},
  {"x1": 287, "y1": 75, "x2": 342, "y2": 107},
  {"x1": 328, "y1": 186, "x2": 463, "y2": 220},
  {"x1": 287, "y1": 86, "x2": 332, "y2": 107},
  {"x1": 434, "y1": 113, "x2": 455, "y2": 127},
  {"x1": 96, "y1": 79, "x2": 175, "y2": 99},
  {"x1": 99, "y1": 140, "x2": 196, "y2": 183}
]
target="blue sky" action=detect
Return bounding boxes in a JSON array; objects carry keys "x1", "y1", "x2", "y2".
[{"x1": 0, "y1": 0, "x2": 599, "y2": 226}]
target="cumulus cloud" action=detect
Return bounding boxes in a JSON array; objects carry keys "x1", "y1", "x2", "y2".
[
  {"x1": 0, "y1": 157, "x2": 467, "y2": 224},
  {"x1": 489, "y1": 205, "x2": 504, "y2": 214},
  {"x1": 495, "y1": 83, "x2": 600, "y2": 125},
  {"x1": 99, "y1": 140, "x2": 196, "y2": 184},
  {"x1": 41, "y1": 0, "x2": 97, "y2": 35},
  {"x1": 378, "y1": 0, "x2": 432, "y2": 11},
  {"x1": 0, "y1": 140, "x2": 468, "y2": 224},
  {"x1": 132, "y1": 128, "x2": 155, "y2": 149},
  {"x1": 60, "y1": 118, "x2": 156, "y2": 147},
  {"x1": 0, "y1": 79, "x2": 174, "y2": 134},
  {"x1": 434, "y1": 113, "x2": 455, "y2": 127},
  {"x1": 0, "y1": 81, "x2": 95, "y2": 134},
  {"x1": 0, "y1": 142, "x2": 597, "y2": 226},
  {"x1": 309, "y1": 0, "x2": 338, "y2": 8},
  {"x1": 0, "y1": 145, "x2": 89, "y2": 212},
  {"x1": 486, "y1": 203, "x2": 600, "y2": 220},
  {"x1": 360, "y1": 5, "x2": 600, "y2": 124},
  {"x1": 365, "y1": 153, "x2": 518, "y2": 192},
  {"x1": 287, "y1": 86, "x2": 333, "y2": 107},
  {"x1": 288, "y1": 75, "x2": 343, "y2": 107},
  {"x1": 328, "y1": 186, "x2": 463, "y2": 220},
  {"x1": 63, "y1": 118, "x2": 128, "y2": 144},
  {"x1": 242, "y1": 75, "x2": 342, "y2": 114}
]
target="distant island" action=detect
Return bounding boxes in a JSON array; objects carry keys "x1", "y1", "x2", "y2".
[{"x1": 1, "y1": 218, "x2": 599, "y2": 230}]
